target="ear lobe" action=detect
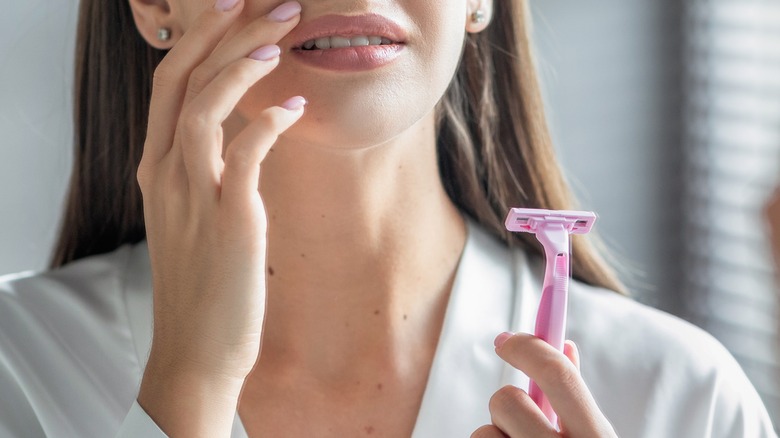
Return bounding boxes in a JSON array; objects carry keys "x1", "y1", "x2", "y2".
[
  {"x1": 466, "y1": 0, "x2": 494, "y2": 34},
  {"x1": 127, "y1": 0, "x2": 179, "y2": 49}
]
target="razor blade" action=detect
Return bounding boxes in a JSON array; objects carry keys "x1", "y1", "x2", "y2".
[
  {"x1": 505, "y1": 208, "x2": 597, "y2": 235},
  {"x1": 504, "y1": 207, "x2": 597, "y2": 427}
]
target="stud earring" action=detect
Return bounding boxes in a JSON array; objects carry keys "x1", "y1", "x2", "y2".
[
  {"x1": 471, "y1": 9, "x2": 486, "y2": 24},
  {"x1": 157, "y1": 27, "x2": 172, "y2": 42}
]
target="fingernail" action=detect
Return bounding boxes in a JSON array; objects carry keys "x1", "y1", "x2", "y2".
[
  {"x1": 215, "y1": 0, "x2": 240, "y2": 12},
  {"x1": 249, "y1": 45, "x2": 281, "y2": 61},
  {"x1": 494, "y1": 332, "x2": 513, "y2": 349},
  {"x1": 282, "y1": 96, "x2": 307, "y2": 111},
  {"x1": 268, "y1": 1, "x2": 302, "y2": 22}
]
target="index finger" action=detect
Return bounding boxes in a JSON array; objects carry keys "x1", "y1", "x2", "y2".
[
  {"x1": 142, "y1": 0, "x2": 245, "y2": 166},
  {"x1": 494, "y1": 333, "x2": 605, "y2": 436}
]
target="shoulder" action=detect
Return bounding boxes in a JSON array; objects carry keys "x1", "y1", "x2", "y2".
[
  {"x1": 0, "y1": 244, "x2": 145, "y2": 436},
  {"x1": 561, "y1": 273, "x2": 776, "y2": 437},
  {"x1": 0, "y1": 244, "x2": 134, "y2": 328}
]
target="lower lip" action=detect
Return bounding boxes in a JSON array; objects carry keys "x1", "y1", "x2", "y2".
[{"x1": 291, "y1": 44, "x2": 405, "y2": 72}]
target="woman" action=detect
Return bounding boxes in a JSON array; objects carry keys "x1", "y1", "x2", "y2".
[{"x1": 0, "y1": 0, "x2": 774, "y2": 436}]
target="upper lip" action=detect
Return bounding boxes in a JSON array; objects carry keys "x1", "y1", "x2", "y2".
[{"x1": 288, "y1": 13, "x2": 408, "y2": 49}]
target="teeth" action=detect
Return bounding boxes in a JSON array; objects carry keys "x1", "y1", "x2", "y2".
[
  {"x1": 301, "y1": 35, "x2": 396, "y2": 50},
  {"x1": 330, "y1": 36, "x2": 351, "y2": 48},
  {"x1": 351, "y1": 36, "x2": 370, "y2": 47}
]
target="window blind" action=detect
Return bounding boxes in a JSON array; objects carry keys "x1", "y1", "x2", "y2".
[{"x1": 682, "y1": 0, "x2": 780, "y2": 423}]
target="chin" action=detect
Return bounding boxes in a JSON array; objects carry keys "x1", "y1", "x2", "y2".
[
  {"x1": 290, "y1": 98, "x2": 431, "y2": 150},
  {"x1": 244, "y1": 83, "x2": 432, "y2": 151},
  {"x1": 236, "y1": 57, "x2": 449, "y2": 151}
]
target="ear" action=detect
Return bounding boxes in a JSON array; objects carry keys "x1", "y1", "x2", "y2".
[
  {"x1": 127, "y1": 0, "x2": 181, "y2": 49},
  {"x1": 466, "y1": 0, "x2": 494, "y2": 34}
]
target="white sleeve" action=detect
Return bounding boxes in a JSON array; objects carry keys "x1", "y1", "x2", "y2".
[
  {"x1": 699, "y1": 345, "x2": 777, "y2": 438},
  {"x1": 115, "y1": 400, "x2": 169, "y2": 438},
  {"x1": 0, "y1": 360, "x2": 45, "y2": 437}
]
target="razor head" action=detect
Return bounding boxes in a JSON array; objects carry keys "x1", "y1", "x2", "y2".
[{"x1": 505, "y1": 208, "x2": 597, "y2": 235}]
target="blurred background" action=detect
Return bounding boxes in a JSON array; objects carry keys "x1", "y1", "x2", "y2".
[{"x1": 1, "y1": 0, "x2": 779, "y2": 430}]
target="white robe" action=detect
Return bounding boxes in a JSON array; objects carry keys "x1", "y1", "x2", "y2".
[{"x1": 0, "y1": 220, "x2": 775, "y2": 437}]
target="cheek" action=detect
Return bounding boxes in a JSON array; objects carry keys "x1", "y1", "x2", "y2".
[
  {"x1": 233, "y1": 1, "x2": 468, "y2": 149},
  {"x1": 170, "y1": 0, "x2": 215, "y2": 29}
]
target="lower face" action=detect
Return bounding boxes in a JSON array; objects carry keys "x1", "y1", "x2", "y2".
[{"x1": 180, "y1": 0, "x2": 470, "y2": 150}]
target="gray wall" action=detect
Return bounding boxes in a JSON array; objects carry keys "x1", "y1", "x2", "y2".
[
  {"x1": 0, "y1": 1, "x2": 685, "y2": 317},
  {"x1": 532, "y1": 0, "x2": 683, "y2": 312},
  {"x1": 0, "y1": 1, "x2": 77, "y2": 275}
]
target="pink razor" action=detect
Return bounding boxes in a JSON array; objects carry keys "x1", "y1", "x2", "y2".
[{"x1": 504, "y1": 208, "x2": 597, "y2": 426}]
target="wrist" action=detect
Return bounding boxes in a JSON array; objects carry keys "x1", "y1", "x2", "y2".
[{"x1": 137, "y1": 356, "x2": 246, "y2": 436}]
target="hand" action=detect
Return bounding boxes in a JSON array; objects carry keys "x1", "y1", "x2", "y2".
[
  {"x1": 471, "y1": 333, "x2": 618, "y2": 438},
  {"x1": 135, "y1": 0, "x2": 304, "y2": 434}
]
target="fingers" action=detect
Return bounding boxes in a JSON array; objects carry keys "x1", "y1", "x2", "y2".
[
  {"x1": 142, "y1": 0, "x2": 304, "y2": 200},
  {"x1": 143, "y1": 0, "x2": 246, "y2": 167},
  {"x1": 471, "y1": 425, "x2": 509, "y2": 438},
  {"x1": 175, "y1": 51, "x2": 283, "y2": 193},
  {"x1": 221, "y1": 97, "x2": 306, "y2": 205},
  {"x1": 494, "y1": 333, "x2": 609, "y2": 437},
  {"x1": 563, "y1": 340, "x2": 580, "y2": 371},
  {"x1": 488, "y1": 386, "x2": 558, "y2": 438},
  {"x1": 182, "y1": 1, "x2": 302, "y2": 108}
]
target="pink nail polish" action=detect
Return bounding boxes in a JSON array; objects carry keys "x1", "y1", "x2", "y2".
[
  {"x1": 281, "y1": 96, "x2": 307, "y2": 111},
  {"x1": 215, "y1": 0, "x2": 240, "y2": 12},
  {"x1": 494, "y1": 332, "x2": 513, "y2": 349},
  {"x1": 249, "y1": 45, "x2": 281, "y2": 61},
  {"x1": 268, "y1": 1, "x2": 302, "y2": 22}
]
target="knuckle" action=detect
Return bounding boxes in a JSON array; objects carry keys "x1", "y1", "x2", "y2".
[
  {"x1": 489, "y1": 385, "x2": 523, "y2": 414},
  {"x1": 539, "y1": 358, "x2": 578, "y2": 388},
  {"x1": 471, "y1": 425, "x2": 500, "y2": 438},
  {"x1": 152, "y1": 63, "x2": 174, "y2": 88},
  {"x1": 226, "y1": 59, "x2": 265, "y2": 84},
  {"x1": 187, "y1": 66, "x2": 213, "y2": 97},
  {"x1": 136, "y1": 163, "x2": 151, "y2": 189},
  {"x1": 180, "y1": 109, "x2": 214, "y2": 137},
  {"x1": 257, "y1": 108, "x2": 287, "y2": 130}
]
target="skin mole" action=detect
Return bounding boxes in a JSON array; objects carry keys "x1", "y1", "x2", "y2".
[{"x1": 268, "y1": 266, "x2": 275, "y2": 276}]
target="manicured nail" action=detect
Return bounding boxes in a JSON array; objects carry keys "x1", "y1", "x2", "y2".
[
  {"x1": 281, "y1": 96, "x2": 307, "y2": 111},
  {"x1": 494, "y1": 332, "x2": 513, "y2": 349},
  {"x1": 249, "y1": 45, "x2": 281, "y2": 61},
  {"x1": 215, "y1": 0, "x2": 240, "y2": 12},
  {"x1": 268, "y1": 1, "x2": 302, "y2": 22}
]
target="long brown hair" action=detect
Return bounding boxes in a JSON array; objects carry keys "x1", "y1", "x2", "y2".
[{"x1": 51, "y1": 0, "x2": 625, "y2": 293}]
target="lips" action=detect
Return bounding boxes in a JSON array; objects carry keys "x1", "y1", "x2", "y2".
[
  {"x1": 288, "y1": 13, "x2": 408, "y2": 50},
  {"x1": 286, "y1": 13, "x2": 408, "y2": 72}
]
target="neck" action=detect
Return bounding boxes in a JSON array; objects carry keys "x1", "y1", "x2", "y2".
[{"x1": 243, "y1": 110, "x2": 467, "y2": 387}]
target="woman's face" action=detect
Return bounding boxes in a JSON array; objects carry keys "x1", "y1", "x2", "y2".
[{"x1": 161, "y1": 0, "x2": 490, "y2": 150}]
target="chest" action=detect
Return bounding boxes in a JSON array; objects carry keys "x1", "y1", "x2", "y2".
[{"x1": 237, "y1": 380, "x2": 427, "y2": 437}]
